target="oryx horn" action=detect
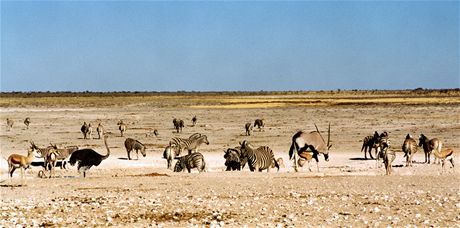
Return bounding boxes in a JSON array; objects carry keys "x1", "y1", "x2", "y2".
[{"x1": 327, "y1": 123, "x2": 331, "y2": 147}]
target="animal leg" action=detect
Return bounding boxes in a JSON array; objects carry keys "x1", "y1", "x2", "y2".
[{"x1": 293, "y1": 152, "x2": 298, "y2": 172}]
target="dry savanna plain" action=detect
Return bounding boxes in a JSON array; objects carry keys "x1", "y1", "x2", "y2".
[{"x1": 1, "y1": 90, "x2": 459, "y2": 227}]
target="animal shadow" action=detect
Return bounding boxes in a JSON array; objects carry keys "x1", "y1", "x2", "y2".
[{"x1": 349, "y1": 157, "x2": 374, "y2": 161}]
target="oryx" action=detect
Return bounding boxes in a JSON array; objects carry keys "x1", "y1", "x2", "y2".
[{"x1": 288, "y1": 123, "x2": 332, "y2": 172}]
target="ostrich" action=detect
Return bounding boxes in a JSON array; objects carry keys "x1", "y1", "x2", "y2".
[{"x1": 69, "y1": 135, "x2": 110, "y2": 177}]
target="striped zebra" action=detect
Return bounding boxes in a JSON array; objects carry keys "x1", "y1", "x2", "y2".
[
  {"x1": 163, "y1": 145, "x2": 180, "y2": 169},
  {"x1": 124, "y1": 138, "x2": 146, "y2": 160},
  {"x1": 239, "y1": 140, "x2": 279, "y2": 172},
  {"x1": 30, "y1": 142, "x2": 58, "y2": 170},
  {"x1": 174, "y1": 152, "x2": 206, "y2": 173},
  {"x1": 170, "y1": 133, "x2": 209, "y2": 155},
  {"x1": 375, "y1": 132, "x2": 390, "y2": 168},
  {"x1": 49, "y1": 144, "x2": 79, "y2": 169},
  {"x1": 402, "y1": 134, "x2": 418, "y2": 167},
  {"x1": 361, "y1": 131, "x2": 380, "y2": 159}
]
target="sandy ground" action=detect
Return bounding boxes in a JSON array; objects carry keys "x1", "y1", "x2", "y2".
[{"x1": 1, "y1": 101, "x2": 459, "y2": 227}]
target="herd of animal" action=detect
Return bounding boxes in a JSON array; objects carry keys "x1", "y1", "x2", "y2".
[{"x1": 3, "y1": 115, "x2": 456, "y2": 184}]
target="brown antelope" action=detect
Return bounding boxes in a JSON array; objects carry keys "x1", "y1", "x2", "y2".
[
  {"x1": 402, "y1": 134, "x2": 418, "y2": 167},
  {"x1": 8, "y1": 148, "x2": 38, "y2": 183},
  {"x1": 297, "y1": 152, "x2": 313, "y2": 172},
  {"x1": 288, "y1": 123, "x2": 331, "y2": 172},
  {"x1": 433, "y1": 148, "x2": 455, "y2": 172},
  {"x1": 419, "y1": 134, "x2": 442, "y2": 164}
]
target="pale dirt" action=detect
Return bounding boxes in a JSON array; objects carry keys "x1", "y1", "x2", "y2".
[{"x1": 1, "y1": 101, "x2": 459, "y2": 227}]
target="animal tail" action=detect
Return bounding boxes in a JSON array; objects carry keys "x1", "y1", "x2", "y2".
[
  {"x1": 289, "y1": 131, "x2": 302, "y2": 160},
  {"x1": 273, "y1": 157, "x2": 280, "y2": 172},
  {"x1": 361, "y1": 141, "x2": 366, "y2": 152},
  {"x1": 101, "y1": 135, "x2": 110, "y2": 160}
]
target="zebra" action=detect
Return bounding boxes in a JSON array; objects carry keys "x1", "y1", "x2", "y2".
[
  {"x1": 244, "y1": 122, "x2": 253, "y2": 136},
  {"x1": 192, "y1": 116, "x2": 197, "y2": 127},
  {"x1": 170, "y1": 134, "x2": 209, "y2": 155},
  {"x1": 173, "y1": 118, "x2": 184, "y2": 133},
  {"x1": 224, "y1": 146, "x2": 247, "y2": 171},
  {"x1": 419, "y1": 134, "x2": 442, "y2": 164},
  {"x1": 6, "y1": 118, "x2": 14, "y2": 131},
  {"x1": 239, "y1": 140, "x2": 279, "y2": 172},
  {"x1": 174, "y1": 152, "x2": 206, "y2": 173},
  {"x1": 402, "y1": 134, "x2": 418, "y2": 167},
  {"x1": 254, "y1": 119, "x2": 264, "y2": 131},
  {"x1": 383, "y1": 145, "x2": 396, "y2": 175},
  {"x1": 163, "y1": 145, "x2": 180, "y2": 169},
  {"x1": 117, "y1": 120, "x2": 127, "y2": 137},
  {"x1": 375, "y1": 132, "x2": 390, "y2": 168},
  {"x1": 24, "y1": 117, "x2": 30, "y2": 129},
  {"x1": 49, "y1": 144, "x2": 79, "y2": 169},
  {"x1": 124, "y1": 138, "x2": 146, "y2": 160},
  {"x1": 96, "y1": 123, "x2": 105, "y2": 139},
  {"x1": 361, "y1": 131, "x2": 380, "y2": 159},
  {"x1": 81, "y1": 122, "x2": 89, "y2": 139}
]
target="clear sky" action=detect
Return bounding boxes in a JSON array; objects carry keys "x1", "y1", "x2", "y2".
[{"x1": 1, "y1": 1, "x2": 459, "y2": 92}]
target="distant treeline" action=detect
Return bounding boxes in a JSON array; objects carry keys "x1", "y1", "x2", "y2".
[{"x1": 0, "y1": 88, "x2": 459, "y2": 98}]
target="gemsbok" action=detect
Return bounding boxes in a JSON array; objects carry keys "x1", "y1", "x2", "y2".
[
  {"x1": 288, "y1": 123, "x2": 331, "y2": 172},
  {"x1": 419, "y1": 134, "x2": 442, "y2": 164}
]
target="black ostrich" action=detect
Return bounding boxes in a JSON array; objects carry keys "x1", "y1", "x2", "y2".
[{"x1": 69, "y1": 135, "x2": 110, "y2": 177}]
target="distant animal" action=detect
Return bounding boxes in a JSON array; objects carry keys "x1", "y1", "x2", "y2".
[
  {"x1": 69, "y1": 135, "x2": 110, "y2": 178},
  {"x1": 81, "y1": 122, "x2": 89, "y2": 139},
  {"x1": 45, "y1": 149, "x2": 58, "y2": 178},
  {"x1": 24, "y1": 117, "x2": 30, "y2": 129},
  {"x1": 117, "y1": 120, "x2": 127, "y2": 137},
  {"x1": 192, "y1": 116, "x2": 197, "y2": 127},
  {"x1": 174, "y1": 152, "x2": 206, "y2": 173},
  {"x1": 375, "y1": 132, "x2": 390, "y2": 168},
  {"x1": 239, "y1": 140, "x2": 279, "y2": 172},
  {"x1": 419, "y1": 134, "x2": 442, "y2": 164},
  {"x1": 288, "y1": 124, "x2": 331, "y2": 172},
  {"x1": 361, "y1": 131, "x2": 380, "y2": 159},
  {"x1": 224, "y1": 147, "x2": 244, "y2": 171},
  {"x1": 433, "y1": 148, "x2": 455, "y2": 172},
  {"x1": 402, "y1": 134, "x2": 418, "y2": 167},
  {"x1": 87, "y1": 123, "x2": 93, "y2": 140},
  {"x1": 96, "y1": 123, "x2": 105, "y2": 139},
  {"x1": 254, "y1": 119, "x2": 264, "y2": 131},
  {"x1": 173, "y1": 118, "x2": 184, "y2": 133},
  {"x1": 124, "y1": 138, "x2": 146, "y2": 160},
  {"x1": 8, "y1": 147, "x2": 38, "y2": 183},
  {"x1": 245, "y1": 122, "x2": 253, "y2": 136},
  {"x1": 163, "y1": 145, "x2": 180, "y2": 169},
  {"x1": 170, "y1": 133, "x2": 209, "y2": 155},
  {"x1": 6, "y1": 118, "x2": 14, "y2": 131},
  {"x1": 146, "y1": 129, "x2": 159, "y2": 137}
]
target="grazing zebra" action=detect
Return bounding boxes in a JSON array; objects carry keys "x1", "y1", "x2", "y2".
[
  {"x1": 96, "y1": 123, "x2": 105, "y2": 139},
  {"x1": 254, "y1": 119, "x2": 264, "y2": 131},
  {"x1": 224, "y1": 147, "x2": 247, "y2": 171},
  {"x1": 419, "y1": 134, "x2": 442, "y2": 164},
  {"x1": 361, "y1": 131, "x2": 380, "y2": 159},
  {"x1": 6, "y1": 118, "x2": 14, "y2": 131},
  {"x1": 192, "y1": 116, "x2": 197, "y2": 127},
  {"x1": 117, "y1": 120, "x2": 127, "y2": 137},
  {"x1": 402, "y1": 134, "x2": 418, "y2": 167},
  {"x1": 174, "y1": 152, "x2": 206, "y2": 173},
  {"x1": 124, "y1": 138, "x2": 146, "y2": 160},
  {"x1": 170, "y1": 134, "x2": 209, "y2": 155},
  {"x1": 81, "y1": 122, "x2": 89, "y2": 139},
  {"x1": 163, "y1": 145, "x2": 180, "y2": 169},
  {"x1": 245, "y1": 122, "x2": 253, "y2": 136},
  {"x1": 239, "y1": 140, "x2": 279, "y2": 172},
  {"x1": 24, "y1": 117, "x2": 30, "y2": 129},
  {"x1": 173, "y1": 118, "x2": 184, "y2": 133}
]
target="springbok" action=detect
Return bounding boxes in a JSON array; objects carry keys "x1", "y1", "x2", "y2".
[
  {"x1": 288, "y1": 123, "x2": 332, "y2": 172},
  {"x1": 8, "y1": 148, "x2": 38, "y2": 183},
  {"x1": 433, "y1": 148, "x2": 455, "y2": 172},
  {"x1": 419, "y1": 134, "x2": 442, "y2": 164}
]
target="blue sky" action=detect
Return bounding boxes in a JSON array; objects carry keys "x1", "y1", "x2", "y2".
[{"x1": 1, "y1": 1, "x2": 459, "y2": 92}]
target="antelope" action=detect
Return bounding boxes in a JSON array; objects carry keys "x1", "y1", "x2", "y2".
[
  {"x1": 8, "y1": 148, "x2": 38, "y2": 183},
  {"x1": 419, "y1": 134, "x2": 442, "y2": 164},
  {"x1": 6, "y1": 118, "x2": 14, "y2": 131},
  {"x1": 288, "y1": 123, "x2": 332, "y2": 172},
  {"x1": 433, "y1": 148, "x2": 455, "y2": 172},
  {"x1": 45, "y1": 149, "x2": 58, "y2": 178}
]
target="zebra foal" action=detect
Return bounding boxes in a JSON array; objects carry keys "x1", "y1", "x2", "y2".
[{"x1": 174, "y1": 152, "x2": 206, "y2": 173}]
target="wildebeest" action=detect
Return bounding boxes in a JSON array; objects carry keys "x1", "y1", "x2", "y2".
[
  {"x1": 124, "y1": 138, "x2": 146, "y2": 160},
  {"x1": 419, "y1": 134, "x2": 442, "y2": 164}
]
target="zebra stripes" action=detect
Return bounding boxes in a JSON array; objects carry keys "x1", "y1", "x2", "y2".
[
  {"x1": 224, "y1": 146, "x2": 247, "y2": 171},
  {"x1": 361, "y1": 131, "x2": 379, "y2": 159},
  {"x1": 170, "y1": 133, "x2": 209, "y2": 155},
  {"x1": 174, "y1": 152, "x2": 206, "y2": 173},
  {"x1": 240, "y1": 140, "x2": 278, "y2": 172}
]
